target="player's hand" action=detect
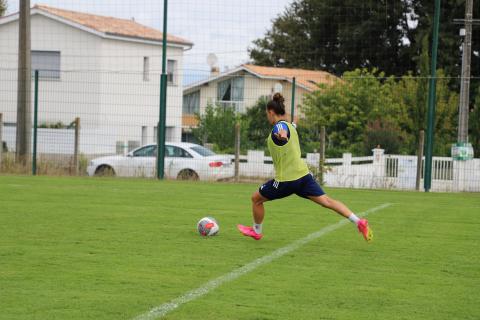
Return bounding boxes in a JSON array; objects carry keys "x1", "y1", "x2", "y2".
[{"x1": 274, "y1": 129, "x2": 289, "y2": 141}]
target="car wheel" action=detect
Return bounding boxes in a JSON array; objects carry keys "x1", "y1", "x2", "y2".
[
  {"x1": 95, "y1": 165, "x2": 116, "y2": 177},
  {"x1": 177, "y1": 169, "x2": 199, "y2": 181}
]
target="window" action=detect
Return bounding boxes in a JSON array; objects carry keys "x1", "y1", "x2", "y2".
[
  {"x1": 133, "y1": 145, "x2": 157, "y2": 157},
  {"x1": 141, "y1": 126, "x2": 148, "y2": 145},
  {"x1": 167, "y1": 60, "x2": 176, "y2": 84},
  {"x1": 190, "y1": 145, "x2": 216, "y2": 157},
  {"x1": 217, "y1": 76, "x2": 244, "y2": 112},
  {"x1": 143, "y1": 57, "x2": 150, "y2": 81},
  {"x1": 176, "y1": 147, "x2": 193, "y2": 158},
  {"x1": 182, "y1": 91, "x2": 200, "y2": 114},
  {"x1": 165, "y1": 145, "x2": 193, "y2": 158},
  {"x1": 181, "y1": 131, "x2": 198, "y2": 143},
  {"x1": 31, "y1": 51, "x2": 61, "y2": 79},
  {"x1": 217, "y1": 77, "x2": 244, "y2": 102},
  {"x1": 166, "y1": 127, "x2": 175, "y2": 141}
]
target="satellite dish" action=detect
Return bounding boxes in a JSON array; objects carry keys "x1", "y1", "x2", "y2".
[
  {"x1": 274, "y1": 82, "x2": 283, "y2": 93},
  {"x1": 207, "y1": 53, "x2": 218, "y2": 68}
]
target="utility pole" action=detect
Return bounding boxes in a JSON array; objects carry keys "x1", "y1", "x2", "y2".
[
  {"x1": 16, "y1": 0, "x2": 32, "y2": 165},
  {"x1": 457, "y1": 0, "x2": 474, "y2": 143},
  {"x1": 453, "y1": 0, "x2": 479, "y2": 160}
]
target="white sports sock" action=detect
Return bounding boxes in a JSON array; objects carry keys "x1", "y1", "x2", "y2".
[
  {"x1": 348, "y1": 213, "x2": 360, "y2": 225},
  {"x1": 253, "y1": 223, "x2": 263, "y2": 234}
]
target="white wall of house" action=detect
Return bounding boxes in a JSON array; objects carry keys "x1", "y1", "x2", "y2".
[{"x1": 0, "y1": 12, "x2": 185, "y2": 155}]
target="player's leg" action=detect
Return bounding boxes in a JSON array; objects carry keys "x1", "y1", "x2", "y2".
[
  {"x1": 252, "y1": 190, "x2": 269, "y2": 225},
  {"x1": 238, "y1": 190, "x2": 268, "y2": 240},
  {"x1": 309, "y1": 194, "x2": 372, "y2": 242},
  {"x1": 238, "y1": 179, "x2": 293, "y2": 240},
  {"x1": 295, "y1": 174, "x2": 372, "y2": 242},
  {"x1": 237, "y1": 191, "x2": 269, "y2": 239},
  {"x1": 308, "y1": 194, "x2": 352, "y2": 219}
]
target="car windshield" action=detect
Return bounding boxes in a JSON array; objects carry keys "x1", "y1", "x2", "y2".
[{"x1": 190, "y1": 145, "x2": 216, "y2": 157}]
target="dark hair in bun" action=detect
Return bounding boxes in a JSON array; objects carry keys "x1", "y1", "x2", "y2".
[{"x1": 267, "y1": 92, "x2": 286, "y2": 115}]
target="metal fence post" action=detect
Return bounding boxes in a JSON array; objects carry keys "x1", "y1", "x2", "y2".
[
  {"x1": 234, "y1": 122, "x2": 240, "y2": 182},
  {"x1": 424, "y1": 0, "x2": 441, "y2": 192},
  {"x1": 156, "y1": 0, "x2": 169, "y2": 180},
  {"x1": 290, "y1": 77, "x2": 296, "y2": 123},
  {"x1": 32, "y1": 70, "x2": 39, "y2": 176},
  {"x1": 416, "y1": 130, "x2": 425, "y2": 191},
  {"x1": 319, "y1": 126, "x2": 326, "y2": 184},
  {"x1": 73, "y1": 117, "x2": 80, "y2": 175}
]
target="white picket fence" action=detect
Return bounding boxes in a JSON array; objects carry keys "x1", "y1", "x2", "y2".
[
  {"x1": 237, "y1": 148, "x2": 480, "y2": 192},
  {"x1": 2, "y1": 124, "x2": 479, "y2": 192}
]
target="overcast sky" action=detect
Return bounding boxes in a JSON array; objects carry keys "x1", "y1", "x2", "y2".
[{"x1": 6, "y1": 0, "x2": 294, "y2": 83}]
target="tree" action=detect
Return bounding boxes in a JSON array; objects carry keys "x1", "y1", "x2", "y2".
[
  {"x1": 249, "y1": 0, "x2": 414, "y2": 76},
  {"x1": 192, "y1": 104, "x2": 238, "y2": 153},
  {"x1": 240, "y1": 96, "x2": 271, "y2": 151},
  {"x1": 410, "y1": 0, "x2": 480, "y2": 86},
  {"x1": 302, "y1": 69, "x2": 406, "y2": 156},
  {"x1": 0, "y1": 0, "x2": 7, "y2": 17},
  {"x1": 364, "y1": 119, "x2": 405, "y2": 155},
  {"x1": 302, "y1": 68, "x2": 459, "y2": 157},
  {"x1": 388, "y1": 68, "x2": 459, "y2": 156},
  {"x1": 192, "y1": 98, "x2": 275, "y2": 154},
  {"x1": 249, "y1": 0, "x2": 479, "y2": 83}
]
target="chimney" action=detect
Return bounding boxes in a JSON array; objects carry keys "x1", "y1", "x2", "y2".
[{"x1": 211, "y1": 66, "x2": 220, "y2": 76}]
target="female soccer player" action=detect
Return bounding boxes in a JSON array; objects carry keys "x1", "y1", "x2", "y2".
[{"x1": 237, "y1": 93, "x2": 372, "y2": 242}]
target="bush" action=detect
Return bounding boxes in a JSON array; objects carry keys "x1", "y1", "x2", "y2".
[{"x1": 363, "y1": 119, "x2": 405, "y2": 154}]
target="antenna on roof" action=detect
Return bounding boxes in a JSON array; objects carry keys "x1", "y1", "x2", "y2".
[{"x1": 207, "y1": 53, "x2": 219, "y2": 76}]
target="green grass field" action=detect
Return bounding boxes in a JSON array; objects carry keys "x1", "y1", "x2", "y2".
[{"x1": 1, "y1": 175, "x2": 479, "y2": 320}]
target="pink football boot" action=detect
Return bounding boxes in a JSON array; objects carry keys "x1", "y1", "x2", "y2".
[{"x1": 237, "y1": 224, "x2": 263, "y2": 240}]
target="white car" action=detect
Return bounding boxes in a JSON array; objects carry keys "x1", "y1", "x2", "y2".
[{"x1": 86, "y1": 142, "x2": 234, "y2": 181}]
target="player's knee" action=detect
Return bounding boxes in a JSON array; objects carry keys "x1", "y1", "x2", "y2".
[{"x1": 251, "y1": 192, "x2": 265, "y2": 205}]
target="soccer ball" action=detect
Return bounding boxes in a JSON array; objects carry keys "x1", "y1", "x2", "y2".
[{"x1": 197, "y1": 217, "x2": 219, "y2": 236}]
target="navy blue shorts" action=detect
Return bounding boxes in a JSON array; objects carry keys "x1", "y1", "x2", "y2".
[{"x1": 258, "y1": 173, "x2": 325, "y2": 200}]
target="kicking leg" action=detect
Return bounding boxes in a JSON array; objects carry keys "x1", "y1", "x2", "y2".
[
  {"x1": 309, "y1": 194, "x2": 373, "y2": 242},
  {"x1": 308, "y1": 194, "x2": 353, "y2": 219}
]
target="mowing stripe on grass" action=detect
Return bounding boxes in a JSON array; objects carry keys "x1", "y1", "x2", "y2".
[{"x1": 133, "y1": 203, "x2": 392, "y2": 320}]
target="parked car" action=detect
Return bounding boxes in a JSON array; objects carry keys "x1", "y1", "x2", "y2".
[{"x1": 86, "y1": 142, "x2": 234, "y2": 180}]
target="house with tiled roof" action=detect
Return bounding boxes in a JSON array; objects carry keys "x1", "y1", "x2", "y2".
[
  {"x1": 0, "y1": 5, "x2": 192, "y2": 154},
  {"x1": 181, "y1": 64, "x2": 337, "y2": 141}
]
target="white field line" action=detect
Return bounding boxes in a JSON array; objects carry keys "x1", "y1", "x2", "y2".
[{"x1": 133, "y1": 203, "x2": 392, "y2": 320}]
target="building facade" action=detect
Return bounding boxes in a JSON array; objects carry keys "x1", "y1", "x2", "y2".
[{"x1": 0, "y1": 5, "x2": 192, "y2": 154}]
